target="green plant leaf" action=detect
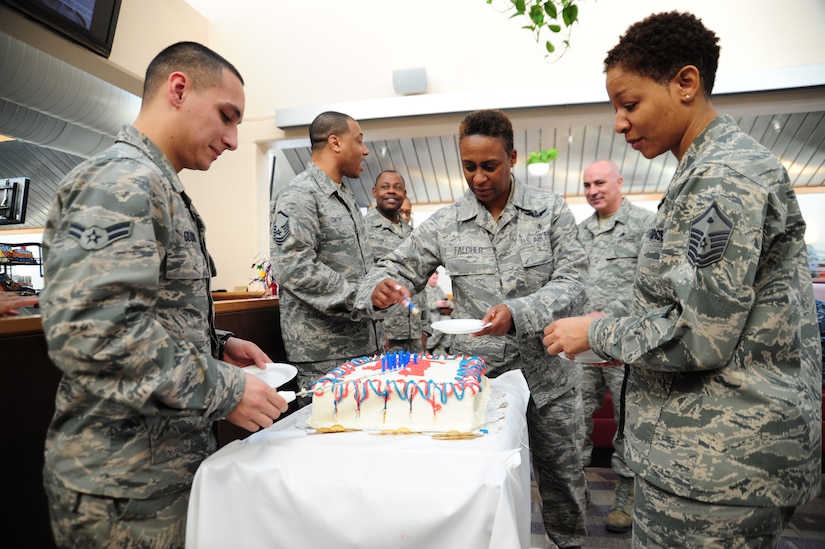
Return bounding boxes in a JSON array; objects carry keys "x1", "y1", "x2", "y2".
[
  {"x1": 562, "y1": 4, "x2": 578, "y2": 26},
  {"x1": 529, "y1": 5, "x2": 544, "y2": 25},
  {"x1": 527, "y1": 148, "x2": 559, "y2": 163},
  {"x1": 490, "y1": 1, "x2": 579, "y2": 59}
]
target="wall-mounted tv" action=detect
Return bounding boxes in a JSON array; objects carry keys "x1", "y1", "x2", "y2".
[
  {"x1": 1, "y1": 0, "x2": 122, "y2": 58},
  {"x1": 0, "y1": 177, "x2": 30, "y2": 226}
]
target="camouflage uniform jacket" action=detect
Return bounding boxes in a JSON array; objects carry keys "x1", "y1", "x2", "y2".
[
  {"x1": 40, "y1": 125, "x2": 246, "y2": 499},
  {"x1": 271, "y1": 162, "x2": 382, "y2": 362},
  {"x1": 589, "y1": 115, "x2": 822, "y2": 506},
  {"x1": 357, "y1": 179, "x2": 588, "y2": 407},
  {"x1": 578, "y1": 198, "x2": 655, "y2": 316},
  {"x1": 365, "y1": 208, "x2": 431, "y2": 343}
]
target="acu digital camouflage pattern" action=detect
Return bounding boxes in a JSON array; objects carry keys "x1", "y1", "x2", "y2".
[
  {"x1": 577, "y1": 198, "x2": 655, "y2": 472},
  {"x1": 271, "y1": 161, "x2": 382, "y2": 364},
  {"x1": 40, "y1": 125, "x2": 247, "y2": 502},
  {"x1": 365, "y1": 207, "x2": 431, "y2": 349},
  {"x1": 357, "y1": 179, "x2": 590, "y2": 546},
  {"x1": 589, "y1": 115, "x2": 822, "y2": 507}
]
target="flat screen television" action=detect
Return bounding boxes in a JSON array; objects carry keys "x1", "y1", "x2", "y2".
[
  {"x1": 0, "y1": 177, "x2": 30, "y2": 225},
  {"x1": 1, "y1": 0, "x2": 122, "y2": 58}
]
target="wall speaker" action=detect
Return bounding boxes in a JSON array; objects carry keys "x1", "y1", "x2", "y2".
[{"x1": 393, "y1": 67, "x2": 428, "y2": 95}]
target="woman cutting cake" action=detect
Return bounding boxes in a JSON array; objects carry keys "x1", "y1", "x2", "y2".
[{"x1": 358, "y1": 109, "x2": 590, "y2": 549}]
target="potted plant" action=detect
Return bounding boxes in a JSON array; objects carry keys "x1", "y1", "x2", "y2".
[{"x1": 526, "y1": 147, "x2": 558, "y2": 177}]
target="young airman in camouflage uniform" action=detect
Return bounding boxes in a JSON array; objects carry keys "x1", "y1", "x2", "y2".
[
  {"x1": 360, "y1": 109, "x2": 590, "y2": 548},
  {"x1": 40, "y1": 42, "x2": 288, "y2": 549},
  {"x1": 545, "y1": 12, "x2": 821, "y2": 547},
  {"x1": 365, "y1": 170, "x2": 431, "y2": 352},
  {"x1": 271, "y1": 111, "x2": 383, "y2": 395},
  {"x1": 577, "y1": 159, "x2": 655, "y2": 533}
]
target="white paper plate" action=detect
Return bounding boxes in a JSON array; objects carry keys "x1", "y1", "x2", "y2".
[
  {"x1": 431, "y1": 318, "x2": 490, "y2": 335},
  {"x1": 558, "y1": 350, "x2": 608, "y2": 364},
  {"x1": 242, "y1": 362, "x2": 297, "y2": 388}
]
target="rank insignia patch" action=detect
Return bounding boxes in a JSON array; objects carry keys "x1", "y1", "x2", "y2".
[
  {"x1": 687, "y1": 203, "x2": 732, "y2": 268},
  {"x1": 273, "y1": 211, "x2": 290, "y2": 245},
  {"x1": 68, "y1": 221, "x2": 132, "y2": 251}
]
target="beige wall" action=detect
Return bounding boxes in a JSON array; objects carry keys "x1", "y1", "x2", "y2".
[
  {"x1": 109, "y1": 0, "x2": 211, "y2": 89},
  {"x1": 203, "y1": 0, "x2": 825, "y2": 113},
  {"x1": 8, "y1": 0, "x2": 825, "y2": 290}
]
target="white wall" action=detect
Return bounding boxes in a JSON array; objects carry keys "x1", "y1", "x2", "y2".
[{"x1": 194, "y1": 0, "x2": 825, "y2": 114}]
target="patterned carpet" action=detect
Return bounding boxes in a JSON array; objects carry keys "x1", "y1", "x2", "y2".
[{"x1": 530, "y1": 467, "x2": 825, "y2": 549}]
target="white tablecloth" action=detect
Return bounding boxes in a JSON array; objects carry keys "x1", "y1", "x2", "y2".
[{"x1": 186, "y1": 369, "x2": 531, "y2": 549}]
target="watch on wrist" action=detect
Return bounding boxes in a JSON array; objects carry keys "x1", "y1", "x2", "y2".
[{"x1": 217, "y1": 331, "x2": 234, "y2": 360}]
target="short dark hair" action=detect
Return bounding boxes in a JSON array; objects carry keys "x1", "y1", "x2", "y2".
[
  {"x1": 309, "y1": 111, "x2": 354, "y2": 152},
  {"x1": 458, "y1": 110, "x2": 514, "y2": 156},
  {"x1": 374, "y1": 170, "x2": 405, "y2": 187},
  {"x1": 143, "y1": 41, "x2": 244, "y2": 99},
  {"x1": 604, "y1": 11, "x2": 720, "y2": 96}
]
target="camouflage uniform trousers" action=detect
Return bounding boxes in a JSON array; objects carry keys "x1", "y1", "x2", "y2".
[
  {"x1": 44, "y1": 470, "x2": 188, "y2": 549},
  {"x1": 633, "y1": 474, "x2": 796, "y2": 548},
  {"x1": 580, "y1": 363, "x2": 634, "y2": 477},
  {"x1": 528, "y1": 385, "x2": 588, "y2": 548},
  {"x1": 387, "y1": 337, "x2": 426, "y2": 354}
]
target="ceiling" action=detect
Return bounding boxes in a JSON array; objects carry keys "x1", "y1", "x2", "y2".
[{"x1": 277, "y1": 98, "x2": 825, "y2": 209}]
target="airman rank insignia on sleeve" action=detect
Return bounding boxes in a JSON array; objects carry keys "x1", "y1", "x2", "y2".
[
  {"x1": 273, "y1": 211, "x2": 290, "y2": 245},
  {"x1": 68, "y1": 221, "x2": 132, "y2": 251},
  {"x1": 687, "y1": 203, "x2": 732, "y2": 267}
]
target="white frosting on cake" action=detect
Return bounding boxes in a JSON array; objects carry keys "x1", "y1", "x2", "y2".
[{"x1": 307, "y1": 353, "x2": 489, "y2": 433}]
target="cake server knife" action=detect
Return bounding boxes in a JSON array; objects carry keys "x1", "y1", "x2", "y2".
[{"x1": 278, "y1": 389, "x2": 312, "y2": 403}]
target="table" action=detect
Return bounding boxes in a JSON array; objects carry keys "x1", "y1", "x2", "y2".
[{"x1": 186, "y1": 369, "x2": 532, "y2": 549}]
